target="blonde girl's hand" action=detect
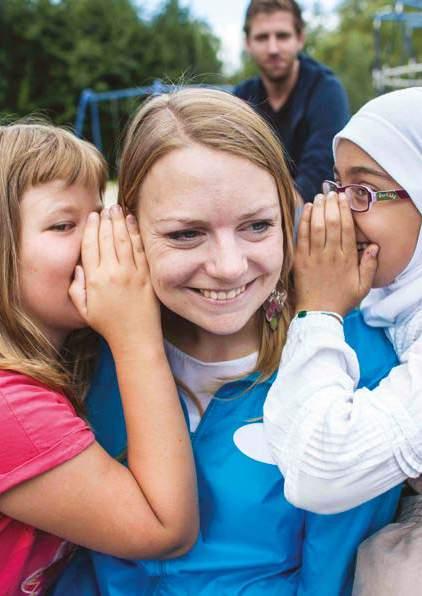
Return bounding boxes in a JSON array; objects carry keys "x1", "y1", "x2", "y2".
[
  {"x1": 2, "y1": 208, "x2": 198, "y2": 560},
  {"x1": 69, "y1": 205, "x2": 162, "y2": 349},
  {"x1": 294, "y1": 192, "x2": 379, "y2": 317}
]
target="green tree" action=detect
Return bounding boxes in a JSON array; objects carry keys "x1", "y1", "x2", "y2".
[
  {"x1": 0, "y1": 0, "x2": 224, "y2": 167},
  {"x1": 0, "y1": 0, "x2": 223, "y2": 122},
  {"x1": 0, "y1": 0, "x2": 63, "y2": 117},
  {"x1": 146, "y1": 0, "x2": 222, "y2": 84},
  {"x1": 0, "y1": 0, "x2": 156, "y2": 120}
]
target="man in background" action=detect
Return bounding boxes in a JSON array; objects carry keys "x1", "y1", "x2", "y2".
[{"x1": 234, "y1": 0, "x2": 349, "y2": 203}]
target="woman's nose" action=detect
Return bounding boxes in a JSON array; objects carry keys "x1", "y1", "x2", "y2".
[{"x1": 205, "y1": 239, "x2": 248, "y2": 281}]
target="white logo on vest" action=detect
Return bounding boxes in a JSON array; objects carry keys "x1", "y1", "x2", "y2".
[{"x1": 233, "y1": 423, "x2": 276, "y2": 464}]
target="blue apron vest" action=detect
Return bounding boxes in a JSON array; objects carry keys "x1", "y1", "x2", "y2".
[{"x1": 53, "y1": 310, "x2": 401, "y2": 595}]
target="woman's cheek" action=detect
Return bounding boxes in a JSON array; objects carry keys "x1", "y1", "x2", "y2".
[
  {"x1": 267, "y1": 249, "x2": 284, "y2": 275},
  {"x1": 258, "y1": 236, "x2": 284, "y2": 275},
  {"x1": 149, "y1": 252, "x2": 194, "y2": 292}
]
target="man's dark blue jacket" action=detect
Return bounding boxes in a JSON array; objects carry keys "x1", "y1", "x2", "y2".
[{"x1": 234, "y1": 54, "x2": 350, "y2": 202}]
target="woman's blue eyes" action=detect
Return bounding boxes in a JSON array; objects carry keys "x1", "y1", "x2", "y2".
[
  {"x1": 168, "y1": 221, "x2": 272, "y2": 242},
  {"x1": 168, "y1": 229, "x2": 201, "y2": 241},
  {"x1": 249, "y1": 220, "x2": 272, "y2": 233}
]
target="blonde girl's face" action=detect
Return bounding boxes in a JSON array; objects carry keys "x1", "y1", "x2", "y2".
[
  {"x1": 335, "y1": 139, "x2": 422, "y2": 288},
  {"x1": 137, "y1": 144, "x2": 284, "y2": 340},
  {"x1": 19, "y1": 180, "x2": 102, "y2": 347}
]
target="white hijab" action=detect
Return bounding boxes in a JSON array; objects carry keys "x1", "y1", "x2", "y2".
[{"x1": 333, "y1": 88, "x2": 422, "y2": 357}]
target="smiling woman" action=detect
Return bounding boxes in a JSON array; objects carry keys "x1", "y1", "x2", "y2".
[
  {"x1": 53, "y1": 88, "x2": 401, "y2": 596},
  {"x1": 119, "y1": 88, "x2": 295, "y2": 373},
  {"x1": 136, "y1": 144, "x2": 284, "y2": 358}
]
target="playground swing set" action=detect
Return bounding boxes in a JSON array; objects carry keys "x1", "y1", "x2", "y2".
[
  {"x1": 373, "y1": 0, "x2": 422, "y2": 91},
  {"x1": 74, "y1": 80, "x2": 232, "y2": 153}
]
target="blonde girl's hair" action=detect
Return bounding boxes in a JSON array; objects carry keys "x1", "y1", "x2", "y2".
[
  {"x1": 119, "y1": 88, "x2": 295, "y2": 382},
  {"x1": 0, "y1": 121, "x2": 108, "y2": 414}
]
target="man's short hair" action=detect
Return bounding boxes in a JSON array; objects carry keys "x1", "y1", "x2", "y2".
[{"x1": 243, "y1": 0, "x2": 305, "y2": 36}]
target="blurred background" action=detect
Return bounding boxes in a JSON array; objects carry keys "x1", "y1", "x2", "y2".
[{"x1": 1, "y1": 0, "x2": 421, "y2": 171}]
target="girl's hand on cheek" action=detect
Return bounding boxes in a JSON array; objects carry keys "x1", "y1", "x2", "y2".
[
  {"x1": 294, "y1": 192, "x2": 379, "y2": 317},
  {"x1": 69, "y1": 206, "x2": 162, "y2": 351}
]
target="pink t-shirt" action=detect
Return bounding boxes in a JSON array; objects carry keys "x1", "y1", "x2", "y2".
[{"x1": 0, "y1": 370, "x2": 95, "y2": 595}]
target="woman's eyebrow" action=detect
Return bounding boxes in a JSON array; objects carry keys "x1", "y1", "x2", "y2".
[
  {"x1": 155, "y1": 216, "x2": 207, "y2": 226},
  {"x1": 238, "y1": 205, "x2": 279, "y2": 219},
  {"x1": 156, "y1": 205, "x2": 279, "y2": 225}
]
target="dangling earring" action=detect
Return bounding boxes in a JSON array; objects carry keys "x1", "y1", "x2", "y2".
[{"x1": 263, "y1": 288, "x2": 287, "y2": 331}]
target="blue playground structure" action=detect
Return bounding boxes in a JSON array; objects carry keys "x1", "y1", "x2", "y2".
[
  {"x1": 74, "y1": 80, "x2": 232, "y2": 151},
  {"x1": 373, "y1": 0, "x2": 422, "y2": 91}
]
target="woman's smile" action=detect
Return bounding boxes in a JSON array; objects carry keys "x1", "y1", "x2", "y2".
[
  {"x1": 187, "y1": 281, "x2": 254, "y2": 305},
  {"x1": 197, "y1": 285, "x2": 246, "y2": 301}
]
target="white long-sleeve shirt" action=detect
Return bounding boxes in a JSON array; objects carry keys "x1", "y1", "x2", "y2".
[{"x1": 263, "y1": 313, "x2": 422, "y2": 514}]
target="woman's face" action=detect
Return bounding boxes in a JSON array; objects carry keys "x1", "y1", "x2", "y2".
[
  {"x1": 137, "y1": 144, "x2": 284, "y2": 338},
  {"x1": 335, "y1": 139, "x2": 421, "y2": 288}
]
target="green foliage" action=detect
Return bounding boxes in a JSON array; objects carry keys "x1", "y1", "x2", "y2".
[
  {"x1": 146, "y1": 0, "x2": 222, "y2": 84},
  {"x1": 310, "y1": 0, "x2": 422, "y2": 111},
  {"x1": 0, "y1": 0, "x2": 223, "y2": 125},
  {"x1": 308, "y1": 0, "x2": 379, "y2": 110}
]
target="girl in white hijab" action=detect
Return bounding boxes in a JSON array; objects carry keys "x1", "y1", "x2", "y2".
[{"x1": 263, "y1": 87, "x2": 422, "y2": 514}]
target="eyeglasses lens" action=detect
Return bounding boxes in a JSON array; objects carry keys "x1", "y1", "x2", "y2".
[
  {"x1": 321, "y1": 182, "x2": 369, "y2": 212},
  {"x1": 345, "y1": 187, "x2": 369, "y2": 212}
]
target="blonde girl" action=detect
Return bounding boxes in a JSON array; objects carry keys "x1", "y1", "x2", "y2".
[{"x1": 0, "y1": 123, "x2": 197, "y2": 595}]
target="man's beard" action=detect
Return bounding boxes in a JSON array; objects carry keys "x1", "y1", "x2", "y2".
[
  {"x1": 259, "y1": 60, "x2": 294, "y2": 84},
  {"x1": 263, "y1": 70, "x2": 290, "y2": 84}
]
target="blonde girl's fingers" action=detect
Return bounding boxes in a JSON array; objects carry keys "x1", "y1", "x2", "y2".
[
  {"x1": 310, "y1": 194, "x2": 326, "y2": 252},
  {"x1": 109, "y1": 204, "x2": 133, "y2": 264},
  {"x1": 339, "y1": 193, "x2": 357, "y2": 255},
  {"x1": 296, "y1": 202, "x2": 312, "y2": 257},
  {"x1": 98, "y1": 208, "x2": 118, "y2": 265},
  {"x1": 81, "y1": 212, "x2": 100, "y2": 278},
  {"x1": 325, "y1": 191, "x2": 342, "y2": 250},
  {"x1": 68, "y1": 265, "x2": 88, "y2": 321},
  {"x1": 126, "y1": 214, "x2": 145, "y2": 269}
]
